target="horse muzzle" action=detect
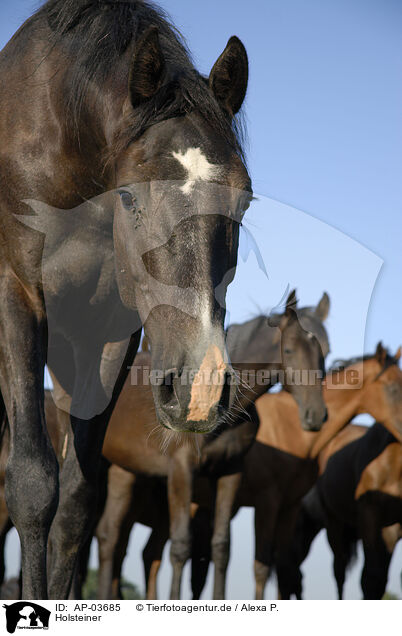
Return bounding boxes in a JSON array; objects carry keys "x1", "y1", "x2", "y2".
[
  {"x1": 152, "y1": 345, "x2": 231, "y2": 434},
  {"x1": 300, "y1": 406, "x2": 328, "y2": 432}
]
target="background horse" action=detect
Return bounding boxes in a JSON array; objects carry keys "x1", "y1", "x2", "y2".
[
  {"x1": 189, "y1": 343, "x2": 402, "y2": 599},
  {"x1": 191, "y1": 290, "x2": 329, "y2": 599},
  {"x1": 86, "y1": 291, "x2": 329, "y2": 599},
  {"x1": 0, "y1": 0, "x2": 250, "y2": 597},
  {"x1": 0, "y1": 291, "x2": 330, "y2": 599},
  {"x1": 95, "y1": 466, "x2": 169, "y2": 600},
  {"x1": 286, "y1": 424, "x2": 368, "y2": 600},
  {"x1": 295, "y1": 421, "x2": 402, "y2": 599}
]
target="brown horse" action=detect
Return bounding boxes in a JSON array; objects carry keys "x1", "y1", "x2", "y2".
[
  {"x1": 356, "y1": 437, "x2": 402, "y2": 599},
  {"x1": 0, "y1": 0, "x2": 252, "y2": 598},
  {"x1": 294, "y1": 422, "x2": 402, "y2": 599},
  {"x1": 80, "y1": 291, "x2": 330, "y2": 599},
  {"x1": 189, "y1": 343, "x2": 402, "y2": 599},
  {"x1": 284, "y1": 423, "x2": 369, "y2": 599},
  {"x1": 95, "y1": 466, "x2": 169, "y2": 600},
  {"x1": 0, "y1": 292, "x2": 330, "y2": 599}
]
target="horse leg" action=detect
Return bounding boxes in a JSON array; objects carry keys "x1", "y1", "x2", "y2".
[
  {"x1": 191, "y1": 506, "x2": 213, "y2": 600},
  {"x1": 326, "y1": 519, "x2": 353, "y2": 600},
  {"x1": 0, "y1": 419, "x2": 12, "y2": 588},
  {"x1": 254, "y1": 493, "x2": 278, "y2": 600},
  {"x1": 254, "y1": 560, "x2": 270, "y2": 601},
  {"x1": 361, "y1": 535, "x2": 391, "y2": 600},
  {"x1": 0, "y1": 517, "x2": 13, "y2": 587},
  {"x1": 359, "y1": 501, "x2": 393, "y2": 600},
  {"x1": 168, "y1": 447, "x2": 195, "y2": 599},
  {"x1": 275, "y1": 505, "x2": 302, "y2": 599},
  {"x1": 289, "y1": 503, "x2": 323, "y2": 599},
  {"x1": 47, "y1": 414, "x2": 108, "y2": 598},
  {"x1": 0, "y1": 284, "x2": 59, "y2": 598},
  {"x1": 211, "y1": 473, "x2": 241, "y2": 600},
  {"x1": 96, "y1": 466, "x2": 136, "y2": 599},
  {"x1": 143, "y1": 524, "x2": 169, "y2": 600},
  {"x1": 109, "y1": 507, "x2": 138, "y2": 600},
  {"x1": 67, "y1": 457, "x2": 109, "y2": 600},
  {"x1": 68, "y1": 532, "x2": 92, "y2": 600},
  {"x1": 47, "y1": 334, "x2": 140, "y2": 599}
]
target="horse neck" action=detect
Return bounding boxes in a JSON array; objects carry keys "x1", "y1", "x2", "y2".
[
  {"x1": 255, "y1": 391, "x2": 316, "y2": 458},
  {"x1": 257, "y1": 379, "x2": 365, "y2": 460},
  {"x1": 373, "y1": 416, "x2": 402, "y2": 444},
  {"x1": 226, "y1": 317, "x2": 282, "y2": 411},
  {"x1": 317, "y1": 423, "x2": 368, "y2": 475},
  {"x1": 55, "y1": 63, "x2": 125, "y2": 193},
  {"x1": 0, "y1": 25, "x2": 119, "y2": 202},
  {"x1": 355, "y1": 363, "x2": 402, "y2": 443},
  {"x1": 309, "y1": 368, "x2": 365, "y2": 459}
]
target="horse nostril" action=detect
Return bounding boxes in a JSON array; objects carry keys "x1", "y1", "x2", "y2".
[
  {"x1": 159, "y1": 371, "x2": 178, "y2": 408},
  {"x1": 305, "y1": 409, "x2": 313, "y2": 424},
  {"x1": 217, "y1": 372, "x2": 232, "y2": 414},
  {"x1": 323, "y1": 408, "x2": 328, "y2": 423}
]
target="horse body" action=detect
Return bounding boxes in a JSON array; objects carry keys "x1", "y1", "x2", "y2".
[
  {"x1": 94, "y1": 466, "x2": 169, "y2": 600},
  {"x1": 357, "y1": 441, "x2": 402, "y2": 599},
  {"x1": 256, "y1": 422, "x2": 369, "y2": 600},
  {"x1": 301, "y1": 423, "x2": 402, "y2": 599},
  {"x1": 79, "y1": 293, "x2": 329, "y2": 599},
  {"x1": 0, "y1": 0, "x2": 251, "y2": 598},
  {"x1": 194, "y1": 292, "x2": 329, "y2": 599},
  {"x1": 189, "y1": 344, "x2": 402, "y2": 600},
  {"x1": 318, "y1": 423, "x2": 396, "y2": 525}
]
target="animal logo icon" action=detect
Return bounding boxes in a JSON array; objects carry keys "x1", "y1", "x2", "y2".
[{"x1": 2, "y1": 602, "x2": 50, "y2": 633}]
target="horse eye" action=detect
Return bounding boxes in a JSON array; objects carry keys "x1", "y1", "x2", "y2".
[
  {"x1": 388, "y1": 383, "x2": 400, "y2": 396},
  {"x1": 119, "y1": 191, "x2": 135, "y2": 211},
  {"x1": 284, "y1": 348, "x2": 292, "y2": 355}
]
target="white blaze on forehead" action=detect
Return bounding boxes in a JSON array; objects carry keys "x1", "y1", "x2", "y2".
[
  {"x1": 200, "y1": 299, "x2": 213, "y2": 331},
  {"x1": 172, "y1": 147, "x2": 222, "y2": 195}
]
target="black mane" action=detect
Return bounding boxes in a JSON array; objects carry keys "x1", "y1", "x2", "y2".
[
  {"x1": 32, "y1": 0, "x2": 246, "y2": 159},
  {"x1": 329, "y1": 348, "x2": 396, "y2": 373},
  {"x1": 329, "y1": 355, "x2": 372, "y2": 373}
]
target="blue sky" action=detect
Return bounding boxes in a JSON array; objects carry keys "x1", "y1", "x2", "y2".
[{"x1": 1, "y1": 0, "x2": 401, "y2": 599}]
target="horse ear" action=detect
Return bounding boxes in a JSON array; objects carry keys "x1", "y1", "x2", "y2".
[
  {"x1": 285, "y1": 289, "x2": 297, "y2": 317},
  {"x1": 375, "y1": 341, "x2": 387, "y2": 365},
  {"x1": 315, "y1": 292, "x2": 330, "y2": 321},
  {"x1": 267, "y1": 313, "x2": 281, "y2": 328},
  {"x1": 268, "y1": 290, "x2": 297, "y2": 330},
  {"x1": 129, "y1": 27, "x2": 166, "y2": 108},
  {"x1": 395, "y1": 346, "x2": 401, "y2": 361},
  {"x1": 209, "y1": 36, "x2": 248, "y2": 116}
]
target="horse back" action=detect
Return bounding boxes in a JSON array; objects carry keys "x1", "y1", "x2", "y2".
[{"x1": 318, "y1": 423, "x2": 396, "y2": 523}]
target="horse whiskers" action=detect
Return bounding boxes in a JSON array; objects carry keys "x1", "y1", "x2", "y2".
[
  {"x1": 220, "y1": 401, "x2": 252, "y2": 427},
  {"x1": 145, "y1": 424, "x2": 161, "y2": 445},
  {"x1": 228, "y1": 409, "x2": 251, "y2": 424},
  {"x1": 237, "y1": 377, "x2": 258, "y2": 396},
  {"x1": 220, "y1": 414, "x2": 235, "y2": 427},
  {"x1": 220, "y1": 393, "x2": 252, "y2": 425},
  {"x1": 231, "y1": 404, "x2": 250, "y2": 418},
  {"x1": 230, "y1": 387, "x2": 254, "y2": 415},
  {"x1": 153, "y1": 425, "x2": 202, "y2": 457}
]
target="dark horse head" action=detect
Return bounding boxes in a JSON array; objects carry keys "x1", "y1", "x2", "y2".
[
  {"x1": 269, "y1": 290, "x2": 330, "y2": 431},
  {"x1": 112, "y1": 30, "x2": 251, "y2": 433},
  {"x1": 38, "y1": 2, "x2": 252, "y2": 433}
]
